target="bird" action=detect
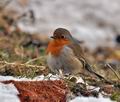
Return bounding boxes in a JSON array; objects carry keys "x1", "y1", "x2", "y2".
[{"x1": 46, "y1": 28, "x2": 104, "y2": 79}]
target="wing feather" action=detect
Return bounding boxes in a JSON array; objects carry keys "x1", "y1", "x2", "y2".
[{"x1": 67, "y1": 43, "x2": 105, "y2": 79}]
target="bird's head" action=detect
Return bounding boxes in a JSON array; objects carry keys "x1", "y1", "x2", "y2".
[
  {"x1": 47, "y1": 28, "x2": 81, "y2": 55},
  {"x1": 51, "y1": 28, "x2": 81, "y2": 44},
  {"x1": 51, "y1": 28, "x2": 71, "y2": 42}
]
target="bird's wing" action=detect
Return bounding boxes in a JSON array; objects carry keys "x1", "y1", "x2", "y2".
[
  {"x1": 67, "y1": 42, "x2": 88, "y2": 69},
  {"x1": 67, "y1": 43, "x2": 85, "y2": 59},
  {"x1": 67, "y1": 43, "x2": 106, "y2": 79}
]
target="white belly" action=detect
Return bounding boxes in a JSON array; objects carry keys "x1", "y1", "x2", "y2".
[
  {"x1": 47, "y1": 52, "x2": 62, "y2": 73},
  {"x1": 47, "y1": 46, "x2": 83, "y2": 74}
]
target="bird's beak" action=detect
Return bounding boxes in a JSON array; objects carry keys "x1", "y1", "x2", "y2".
[{"x1": 50, "y1": 36, "x2": 55, "y2": 39}]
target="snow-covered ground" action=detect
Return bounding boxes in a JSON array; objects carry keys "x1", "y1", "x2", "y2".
[
  {"x1": 0, "y1": 83, "x2": 20, "y2": 102},
  {"x1": 0, "y1": 74, "x2": 60, "y2": 81},
  {"x1": 70, "y1": 96, "x2": 114, "y2": 102},
  {"x1": 0, "y1": 75, "x2": 115, "y2": 102}
]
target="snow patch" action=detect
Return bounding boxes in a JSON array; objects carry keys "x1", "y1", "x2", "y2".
[
  {"x1": 0, "y1": 74, "x2": 60, "y2": 81},
  {"x1": 0, "y1": 83, "x2": 20, "y2": 102},
  {"x1": 0, "y1": 75, "x2": 115, "y2": 102},
  {"x1": 70, "y1": 96, "x2": 114, "y2": 102},
  {"x1": 4, "y1": 0, "x2": 117, "y2": 49}
]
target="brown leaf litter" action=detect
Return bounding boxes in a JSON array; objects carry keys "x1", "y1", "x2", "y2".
[{"x1": 2, "y1": 80, "x2": 68, "y2": 102}]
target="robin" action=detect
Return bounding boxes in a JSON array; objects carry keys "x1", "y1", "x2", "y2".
[{"x1": 46, "y1": 28, "x2": 104, "y2": 78}]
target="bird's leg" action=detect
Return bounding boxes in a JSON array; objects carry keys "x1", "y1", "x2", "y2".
[{"x1": 58, "y1": 69, "x2": 64, "y2": 79}]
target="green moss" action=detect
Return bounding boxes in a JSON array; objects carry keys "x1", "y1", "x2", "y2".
[{"x1": 111, "y1": 92, "x2": 120, "y2": 101}]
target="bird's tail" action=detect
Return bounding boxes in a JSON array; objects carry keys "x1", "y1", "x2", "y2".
[
  {"x1": 80, "y1": 58, "x2": 105, "y2": 79},
  {"x1": 85, "y1": 63, "x2": 105, "y2": 79},
  {"x1": 80, "y1": 58, "x2": 112, "y2": 84}
]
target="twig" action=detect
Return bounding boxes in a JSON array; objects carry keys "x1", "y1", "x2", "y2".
[
  {"x1": 25, "y1": 56, "x2": 45, "y2": 64},
  {"x1": 0, "y1": 61, "x2": 45, "y2": 70},
  {"x1": 106, "y1": 63, "x2": 120, "y2": 80}
]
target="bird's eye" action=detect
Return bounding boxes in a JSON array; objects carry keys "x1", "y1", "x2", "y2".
[{"x1": 61, "y1": 35, "x2": 65, "y2": 39}]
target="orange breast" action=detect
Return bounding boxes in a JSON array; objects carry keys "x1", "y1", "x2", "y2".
[{"x1": 46, "y1": 39, "x2": 70, "y2": 56}]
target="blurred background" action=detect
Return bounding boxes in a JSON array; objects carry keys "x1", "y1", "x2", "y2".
[{"x1": 1, "y1": 0, "x2": 120, "y2": 49}]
